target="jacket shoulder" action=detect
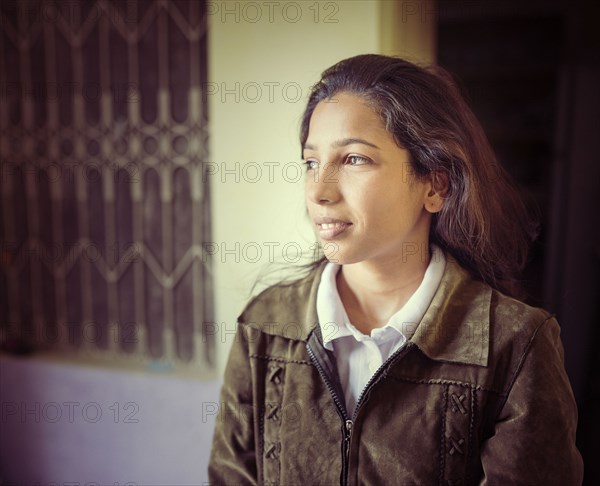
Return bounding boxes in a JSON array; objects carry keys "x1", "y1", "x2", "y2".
[
  {"x1": 487, "y1": 289, "x2": 562, "y2": 394},
  {"x1": 489, "y1": 290, "x2": 555, "y2": 344},
  {"x1": 237, "y1": 264, "x2": 323, "y2": 340}
]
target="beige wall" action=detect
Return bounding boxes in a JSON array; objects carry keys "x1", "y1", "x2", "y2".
[{"x1": 207, "y1": 0, "x2": 436, "y2": 373}]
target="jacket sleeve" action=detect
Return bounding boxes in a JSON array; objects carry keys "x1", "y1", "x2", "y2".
[
  {"x1": 479, "y1": 317, "x2": 584, "y2": 485},
  {"x1": 208, "y1": 322, "x2": 258, "y2": 485}
]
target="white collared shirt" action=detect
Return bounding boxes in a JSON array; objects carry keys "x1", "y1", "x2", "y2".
[{"x1": 316, "y1": 245, "x2": 446, "y2": 416}]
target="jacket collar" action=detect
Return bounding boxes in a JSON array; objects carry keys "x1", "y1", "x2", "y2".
[
  {"x1": 409, "y1": 257, "x2": 491, "y2": 367},
  {"x1": 304, "y1": 255, "x2": 491, "y2": 367}
]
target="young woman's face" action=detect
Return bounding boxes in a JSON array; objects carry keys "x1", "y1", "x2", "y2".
[{"x1": 303, "y1": 92, "x2": 438, "y2": 266}]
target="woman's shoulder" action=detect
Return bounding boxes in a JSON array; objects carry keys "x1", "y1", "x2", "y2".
[
  {"x1": 236, "y1": 262, "x2": 327, "y2": 340},
  {"x1": 445, "y1": 253, "x2": 555, "y2": 335},
  {"x1": 489, "y1": 282, "x2": 556, "y2": 336},
  {"x1": 413, "y1": 255, "x2": 558, "y2": 368},
  {"x1": 488, "y1": 285, "x2": 562, "y2": 365}
]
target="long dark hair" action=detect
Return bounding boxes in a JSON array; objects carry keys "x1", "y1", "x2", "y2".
[{"x1": 300, "y1": 54, "x2": 537, "y2": 298}]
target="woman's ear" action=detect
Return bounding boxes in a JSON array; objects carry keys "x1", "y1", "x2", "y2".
[{"x1": 424, "y1": 171, "x2": 449, "y2": 213}]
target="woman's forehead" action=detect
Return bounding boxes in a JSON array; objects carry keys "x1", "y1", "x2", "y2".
[{"x1": 306, "y1": 93, "x2": 389, "y2": 146}]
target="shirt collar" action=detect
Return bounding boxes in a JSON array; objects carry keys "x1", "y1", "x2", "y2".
[
  {"x1": 316, "y1": 245, "x2": 446, "y2": 351},
  {"x1": 316, "y1": 262, "x2": 354, "y2": 350}
]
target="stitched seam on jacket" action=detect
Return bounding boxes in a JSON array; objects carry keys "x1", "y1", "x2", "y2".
[
  {"x1": 389, "y1": 375, "x2": 502, "y2": 394},
  {"x1": 250, "y1": 354, "x2": 312, "y2": 365},
  {"x1": 257, "y1": 365, "x2": 265, "y2": 485},
  {"x1": 467, "y1": 387, "x2": 477, "y2": 484},
  {"x1": 491, "y1": 315, "x2": 554, "y2": 423},
  {"x1": 247, "y1": 345, "x2": 265, "y2": 486},
  {"x1": 439, "y1": 384, "x2": 448, "y2": 485}
]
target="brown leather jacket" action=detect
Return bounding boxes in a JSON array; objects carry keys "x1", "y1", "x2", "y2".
[{"x1": 208, "y1": 258, "x2": 583, "y2": 485}]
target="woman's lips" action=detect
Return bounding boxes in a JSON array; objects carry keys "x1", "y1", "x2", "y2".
[{"x1": 314, "y1": 217, "x2": 352, "y2": 240}]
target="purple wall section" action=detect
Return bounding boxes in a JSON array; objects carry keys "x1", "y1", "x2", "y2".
[{"x1": 0, "y1": 355, "x2": 221, "y2": 484}]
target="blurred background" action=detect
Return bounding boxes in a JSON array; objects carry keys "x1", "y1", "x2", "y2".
[{"x1": 0, "y1": 0, "x2": 598, "y2": 484}]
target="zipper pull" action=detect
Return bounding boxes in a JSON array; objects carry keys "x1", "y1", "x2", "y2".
[
  {"x1": 344, "y1": 419, "x2": 353, "y2": 466},
  {"x1": 345, "y1": 419, "x2": 353, "y2": 438}
]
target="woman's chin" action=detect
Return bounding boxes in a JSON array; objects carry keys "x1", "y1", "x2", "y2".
[
  {"x1": 319, "y1": 241, "x2": 342, "y2": 263},
  {"x1": 322, "y1": 247, "x2": 360, "y2": 265}
]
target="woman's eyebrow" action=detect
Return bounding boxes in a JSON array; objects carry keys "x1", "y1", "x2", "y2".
[
  {"x1": 303, "y1": 138, "x2": 380, "y2": 152},
  {"x1": 334, "y1": 138, "x2": 380, "y2": 149}
]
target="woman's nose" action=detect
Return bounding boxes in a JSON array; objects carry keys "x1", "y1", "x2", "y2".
[{"x1": 306, "y1": 162, "x2": 340, "y2": 205}]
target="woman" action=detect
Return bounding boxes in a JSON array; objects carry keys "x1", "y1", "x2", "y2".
[{"x1": 208, "y1": 55, "x2": 583, "y2": 485}]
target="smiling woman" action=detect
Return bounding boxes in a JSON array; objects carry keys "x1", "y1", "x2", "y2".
[{"x1": 208, "y1": 55, "x2": 583, "y2": 485}]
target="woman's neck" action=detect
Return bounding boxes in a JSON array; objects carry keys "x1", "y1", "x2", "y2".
[{"x1": 336, "y1": 247, "x2": 431, "y2": 335}]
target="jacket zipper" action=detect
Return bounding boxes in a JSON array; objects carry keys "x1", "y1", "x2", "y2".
[
  {"x1": 306, "y1": 344, "x2": 352, "y2": 483},
  {"x1": 307, "y1": 335, "x2": 414, "y2": 485},
  {"x1": 351, "y1": 343, "x2": 413, "y2": 418}
]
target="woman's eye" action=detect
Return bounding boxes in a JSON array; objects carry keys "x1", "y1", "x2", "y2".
[
  {"x1": 346, "y1": 155, "x2": 369, "y2": 166},
  {"x1": 304, "y1": 159, "x2": 319, "y2": 171}
]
